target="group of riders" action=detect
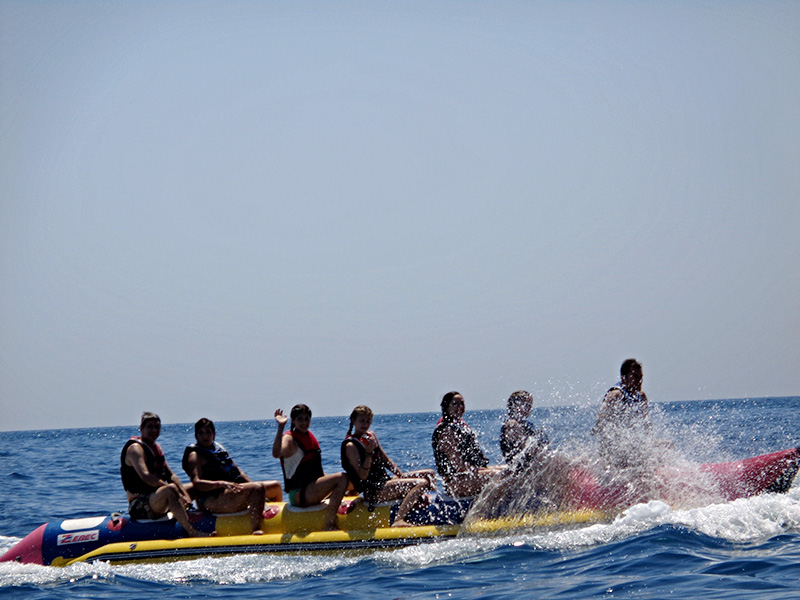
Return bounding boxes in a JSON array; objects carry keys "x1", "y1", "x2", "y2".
[{"x1": 120, "y1": 359, "x2": 653, "y2": 536}]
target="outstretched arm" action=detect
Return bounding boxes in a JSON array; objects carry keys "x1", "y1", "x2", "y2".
[{"x1": 272, "y1": 409, "x2": 290, "y2": 458}]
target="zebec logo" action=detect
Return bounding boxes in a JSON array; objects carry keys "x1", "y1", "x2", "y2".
[{"x1": 57, "y1": 530, "x2": 100, "y2": 545}]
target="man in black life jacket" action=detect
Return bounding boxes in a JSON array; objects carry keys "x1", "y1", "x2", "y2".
[
  {"x1": 183, "y1": 418, "x2": 282, "y2": 535},
  {"x1": 120, "y1": 412, "x2": 210, "y2": 537},
  {"x1": 593, "y1": 359, "x2": 672, "y2": 478}
]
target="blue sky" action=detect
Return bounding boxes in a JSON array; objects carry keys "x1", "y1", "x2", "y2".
[{"x1": 1, "y1": 1, "x2": 798, "y2": 432}]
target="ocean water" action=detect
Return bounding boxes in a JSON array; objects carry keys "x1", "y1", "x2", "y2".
[{"x1": 2, "y1": 397, "x2": 800, "y2": 599}]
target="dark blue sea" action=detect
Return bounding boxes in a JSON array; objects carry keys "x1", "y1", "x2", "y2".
[{"x1": 2, "y1": 397, "x2": 800, "y2": 599}]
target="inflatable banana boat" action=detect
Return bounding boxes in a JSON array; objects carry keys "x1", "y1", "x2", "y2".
[
  {"x1": 3, "y1": 447, "x2": 798, "y2": 566},
  {"x1": 0, "y1": 495, "x2": 486, "y2": 566}
]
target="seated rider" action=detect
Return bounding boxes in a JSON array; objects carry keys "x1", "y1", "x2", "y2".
[
  {"x1": 592, "y1": 358, "x2": 664, "y2": 473},
  {"x1": 500, "y1": 390, "x2": 549, "y2": 469},
  {"x1": 341, "y1": 405, "x2": 435, "y2": 527},
  {"x1": 272, "y1": 404, "x2": 349, "y2": 531},
  {"x1": 182, "y1": 417, "x2": 283, "y2": 535},
  {"x1": 120, "y1": 412, "x2": 210, "y2": 537},
  {"x1": 431, "y1": 391, "x2": 505, "y2": 497}
]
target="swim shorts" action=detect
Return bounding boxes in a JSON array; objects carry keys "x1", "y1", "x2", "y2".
[
  {"x1": 287, "y1": 487, "x2": 307, "y2": 507},
  {"x1": 128, "y1": 494, "x2": 161, "y2": 520}
]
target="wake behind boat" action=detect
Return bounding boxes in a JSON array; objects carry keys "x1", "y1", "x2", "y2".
[{"x1": 3, "y1": 446, "x2": 798, "y2": 566}]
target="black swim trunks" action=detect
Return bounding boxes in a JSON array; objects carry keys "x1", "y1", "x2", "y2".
[{"x1": 128, "y1": 494, "x2": 162, "y2": 520}]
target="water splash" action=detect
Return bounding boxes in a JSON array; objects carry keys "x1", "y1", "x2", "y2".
[{"x1": 460, "y1": 405, "x2": 773, "y2": 537}]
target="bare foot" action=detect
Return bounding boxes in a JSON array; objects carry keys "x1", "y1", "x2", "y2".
[
  {"x1": 188, "y1": 529, "x2": 216, "y2": 538},
  {"x1": 391, "y1": 519, "x2": 413, "y2": 528}
]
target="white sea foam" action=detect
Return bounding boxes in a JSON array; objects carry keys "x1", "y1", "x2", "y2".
[
  {"x1": 374, "y1": 536, "x2": 507, "y2": 569},
  {"x1": 502, "y1": 487, "x2": 800, "y2": 552},
  {"x1": 0, "y1": 551, "x2": 364, "y2": 586},
  {"x1": 112, "y1": 552, "x2": 363, "y2": 585},
  {"x1": 0, "y1": 559, "x2": 112, "y2": 587},
  {"x1": 3, "y1": 487, "x2": 799, "y2": 586},
  {"x1": 0, "y1": 535, "x2": 21, "y2": 554},
  {"x1": 668, "y1": 486, "x2": 800, "y2": 542},
  {"x1": 2, "y1": 492, "x2": 798, "y2": 588}
]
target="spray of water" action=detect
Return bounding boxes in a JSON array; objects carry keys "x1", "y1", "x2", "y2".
[{"x1": 461, "y1": 407, "x2": 735, "y2": 535}]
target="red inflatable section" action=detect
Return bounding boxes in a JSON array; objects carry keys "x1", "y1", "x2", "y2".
[
  {"x1": 0, "y1": 523, "x2": 46, "y2": 565},
  {"x1": 563, "y1": 447, "x2": 800, "y2": 512},
  {"x1": 701, "y1": 447, "x2": 800, "y2": 501}
]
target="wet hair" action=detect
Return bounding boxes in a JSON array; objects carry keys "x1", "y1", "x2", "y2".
[
  {"x1": 140, "y1": 411, "x2": 160, "y2": 428},
  {"x1": 289, "y1": 404, "x2": 312, "y2": 431},
  {"x1": 440, "y1": 391, "x2": 463, "y2": 416},
  {"x1": 347, "y1": 405, "x2": 373, "y2": 436},
  {"x1": 506, "y1": 390, "x2": 533, "y2": 414},
  {"x1": 194, "y1": 417, "x2": 215, "y2": 436},
  {"x1": 620, "y1": 358, "x2": 642, "y2": 377}
]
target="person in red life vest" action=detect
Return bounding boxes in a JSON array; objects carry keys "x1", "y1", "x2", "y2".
[
  {"x1": 341, "y1": 405, "x2": 436, "y2": 527},
  {"x1": 431, "y1": 392, "x2": 506, "y2": 497},
  {"x1": 183, "y1": 418, "x2": 283, "y2": 535},
  {"x1": 120, "y1": 412, "x2": 210, "y2": 537},
  {"x1": 272, "y1": 404, "x2": 349, "y2": 531}
]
